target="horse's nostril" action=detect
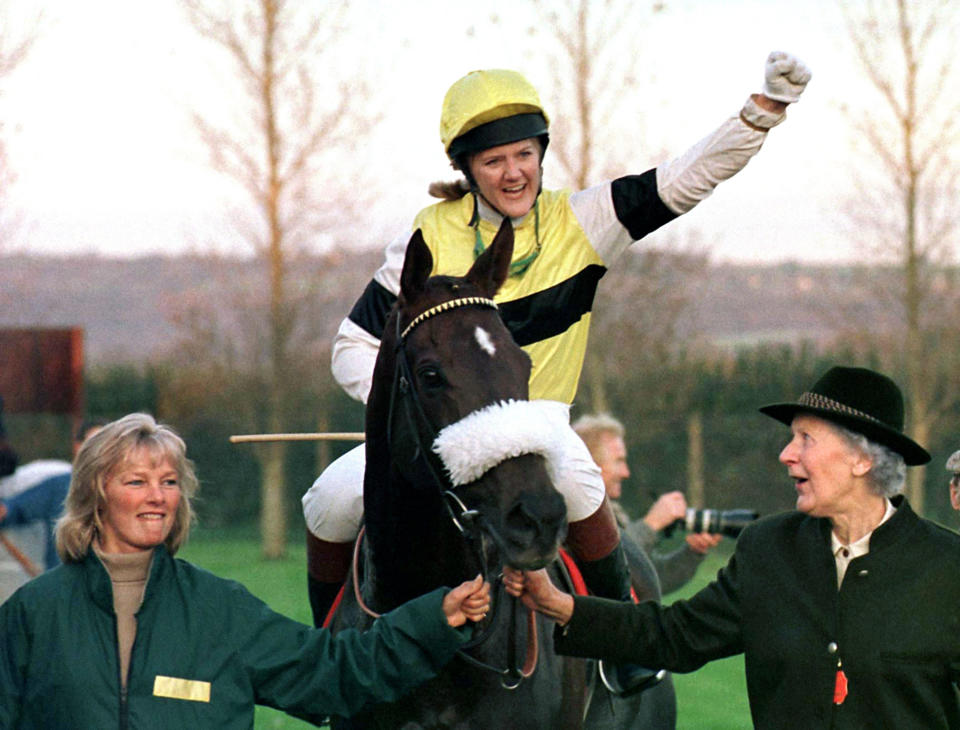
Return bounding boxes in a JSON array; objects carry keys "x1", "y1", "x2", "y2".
[
  {"x1": 505, "y1": 502, "x2": 537, "y2": 541},
  {"x1": 505, "y1": 495, "x2": 565, "y2": 548}
]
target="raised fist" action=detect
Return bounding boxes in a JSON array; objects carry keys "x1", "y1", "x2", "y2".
[{"x1": 762, "y1": 51, "x2": 811, "y2": 104}]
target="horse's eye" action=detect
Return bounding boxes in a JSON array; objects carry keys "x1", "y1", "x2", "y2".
[{"x1": 417, "y1": 366, "x2": 447, "y2": 391}]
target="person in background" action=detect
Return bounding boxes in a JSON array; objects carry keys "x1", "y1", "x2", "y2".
[
  {"x1": 572, "y1": 412, "x2": 720, "y2": 725},
  {"x1": 302, "y1": 54, "x2": 813, "y2": 694},
  {"x1": 0, "y1": 397, "x2": 17, "y2": 479},
  {"x1": 0, "y1": 413, "x2": 490, "y2": 728},
  {"x1": 0, "y1": 397, "x2": 71, "y2": 600},
  {"x1": 0, "y1": 419, "x2": 106, "y2": 577},
  {"x1": 946, "y1": 450, "x2": 960, "y2": 513},
  {"x1": 506, "y1": 366, "x2": 960, "y2": 729},
  {"x1": 573, "y1": 413, "x2": 721, "y2": 596}
]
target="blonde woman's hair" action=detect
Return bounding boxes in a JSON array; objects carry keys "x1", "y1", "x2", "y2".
[{"x1": 56, "y1": 413, "x2": 198, "y2": 563}]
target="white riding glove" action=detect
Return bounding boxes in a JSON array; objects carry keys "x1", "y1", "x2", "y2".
[{"x1": 761, "y1": 51, "x2": 811, "y2": 103}]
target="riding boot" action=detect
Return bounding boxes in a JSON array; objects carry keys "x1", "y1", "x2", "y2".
[
  {"x1": 567, "y1": 499, "x2": 665, "y2": 697},
  {"x1": 306, "y1": 530, "x2": 354, "y2": 627}
]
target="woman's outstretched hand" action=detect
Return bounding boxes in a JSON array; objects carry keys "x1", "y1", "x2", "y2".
[
  {"x1": 503, "y1": 567, "x2": 575, "y2": 626},
  {"x1": 443, "y1": 575, "x2": 491, "y2": 627}
]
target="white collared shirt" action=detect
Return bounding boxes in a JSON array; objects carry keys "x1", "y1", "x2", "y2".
[{"x1": 831, "y1": 499, "x2": 896, "y2": 588}]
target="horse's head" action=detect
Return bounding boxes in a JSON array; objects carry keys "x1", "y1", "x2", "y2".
[{"x1": 367, "y1": 219, "x2": 566, "y2": 576}]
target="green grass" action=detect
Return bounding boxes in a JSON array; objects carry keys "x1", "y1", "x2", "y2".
[{"x1": 179, "y1": 529, "x2": 752, "y2": 729}]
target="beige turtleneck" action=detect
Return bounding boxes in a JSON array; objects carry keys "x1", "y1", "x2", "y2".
[{"x1": 94, "y1": 544, "x2": 153, "y2": 688}]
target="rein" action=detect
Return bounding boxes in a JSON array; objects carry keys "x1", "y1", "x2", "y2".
[
  {"x1": 378, "y1": 294, "x2": 541, "y2": 688},
  {"x1": 457, "y1": 582, "x2": 540, "y2": 690},
  {"x1": 351, "y1": 527, "x2": 539, "y2": 690}
]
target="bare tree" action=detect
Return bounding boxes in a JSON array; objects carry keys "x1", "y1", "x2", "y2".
[
  {"x1": 528, "y1": 0, "x2": 713, "y2": 500},
  {"x1": 181, "y1": 0, "x2": 376, "y2": 557},
  {"x1": 837, "y1": 0, "x2": 960, "y2": 511},
  {"x1": 532, "y1": 0, "x2": 667, "y2": 189}
]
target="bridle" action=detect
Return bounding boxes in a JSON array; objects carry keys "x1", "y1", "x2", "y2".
[
  {"x1": 388, "y1": 295, "x2": 499, "y2": 533},
  {"x1": 374, "y1": 294, "x2": 541, "y2": 688}
]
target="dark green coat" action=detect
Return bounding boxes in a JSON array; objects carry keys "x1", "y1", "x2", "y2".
[
  {"x1": 557, "y1": 497, "x2": 960, "y2": 729},
  {"x1": 0, "y1": 547, "x2": 469, "y2": 729}
]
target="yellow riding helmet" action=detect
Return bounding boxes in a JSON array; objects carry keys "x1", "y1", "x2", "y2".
[{"x1": 440, "y1": 69, "x2": 550, "y2": 160}]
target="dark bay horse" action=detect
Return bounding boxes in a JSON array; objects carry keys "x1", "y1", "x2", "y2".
[{"x1": 329, "y1": 220, "x2": 595, "y2": 729}]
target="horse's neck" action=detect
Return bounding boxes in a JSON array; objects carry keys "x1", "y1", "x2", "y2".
[
  {"x1": 363, "y1": 340, "x2": 480, "y2": 607},
  {"x1": 364, "y1": 463, "x2": 476, "y2": 609}
]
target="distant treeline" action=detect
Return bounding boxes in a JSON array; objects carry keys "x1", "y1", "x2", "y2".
[{"x1": 9, "y1": 340, "x2": 957, "y2": 532}]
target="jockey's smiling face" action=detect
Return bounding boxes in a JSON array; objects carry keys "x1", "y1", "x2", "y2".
[{"x1": 468, "y1": 138, "x2": 542, "y2": 219}]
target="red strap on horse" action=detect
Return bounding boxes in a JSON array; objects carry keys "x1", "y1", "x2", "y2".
[
  {"x1": 321, "y1": 584, "x2": 346, "y2": 629},
  {"x1": 320, "y1": 529, "x2": 369, "y2": 628},
  {"x1": 559, "y1": 547, "x2": 639, "y2": 603},
  {"x1": 559, "y1": 548, "x2": 588, "y2": 596}
]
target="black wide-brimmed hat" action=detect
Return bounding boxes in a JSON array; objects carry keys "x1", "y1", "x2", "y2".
[{"x1": 759, "y1": 366, "x2": 931, "y2": 466}]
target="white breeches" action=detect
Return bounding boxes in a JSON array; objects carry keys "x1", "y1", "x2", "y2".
[{"x1": 301, "y1": 400, "x2": 605, "y2": 542}]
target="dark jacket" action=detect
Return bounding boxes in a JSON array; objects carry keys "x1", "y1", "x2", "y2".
[
  {"x1": 557, "y1": 496, "x2": 960, "y2": 729},
  {"x1": 0, "y1": 547, "x2": 469, "y2": 729}
]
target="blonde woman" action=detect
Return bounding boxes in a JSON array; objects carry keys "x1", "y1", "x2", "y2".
[{"x1": 1, "y1": 413, "x2": 489, "y2": 728}]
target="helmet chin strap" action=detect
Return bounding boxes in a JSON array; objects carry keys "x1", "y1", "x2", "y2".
[{"x1": 471, "y1": 194, "x2": 541, "y2": 278}]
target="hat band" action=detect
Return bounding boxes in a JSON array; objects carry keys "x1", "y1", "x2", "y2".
[{"x1": 798, "y1": 392, "x2": 887, "y2": 427}]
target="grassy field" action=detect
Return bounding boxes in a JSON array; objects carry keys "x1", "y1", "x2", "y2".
[{"x1": 179, "y1": 528, "x2": 751, "y2": 729}]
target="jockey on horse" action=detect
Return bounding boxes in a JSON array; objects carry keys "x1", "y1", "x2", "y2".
[{"x1": 303, "y1": 54, "x2": 811, "y2": 694}]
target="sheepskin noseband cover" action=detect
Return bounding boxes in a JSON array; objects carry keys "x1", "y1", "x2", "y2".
[{"x1": 431, "y1": 399, "x2": 566, "y2": 487}]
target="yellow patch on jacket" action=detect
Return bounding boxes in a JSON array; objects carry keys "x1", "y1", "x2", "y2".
[{"x1": 153, "y1": 675, "x2": 211, "y2": 703}]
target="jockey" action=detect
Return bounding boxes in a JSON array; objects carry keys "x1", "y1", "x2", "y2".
[{"x1": 304, "y1": 55, "x2": 811, "y2": 689}]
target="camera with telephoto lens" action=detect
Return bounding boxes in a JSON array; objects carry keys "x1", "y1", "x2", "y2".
[{"x1": 670, "y1": 508, "x2": 759, "y2": 538}]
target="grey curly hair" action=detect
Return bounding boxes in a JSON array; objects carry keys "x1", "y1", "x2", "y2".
[{"x1": 833, "y1": 422, "x2": 906, "y2": 498}]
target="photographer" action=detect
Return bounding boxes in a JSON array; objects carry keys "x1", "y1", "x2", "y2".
[{"x1": 573, "y1": 414, "x2": 722, "y2": 596}]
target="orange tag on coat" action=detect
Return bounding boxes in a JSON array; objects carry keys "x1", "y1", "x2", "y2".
[{"x1": 833, "y1": 669, "x2": 848, "y2": 705}]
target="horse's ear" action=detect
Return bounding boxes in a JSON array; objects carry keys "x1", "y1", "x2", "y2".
[
  {"x1": 466, "y1": 217, "x2": 514, "y2": 297},
  {"x1": 399, "y1": 229, "x2": 433, "y2": 303}
]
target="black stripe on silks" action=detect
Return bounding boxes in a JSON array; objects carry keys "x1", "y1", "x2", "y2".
[
  {"x1": 611, "y1": 169, "x2": 679, "y2": 241},
  {"x1": 347, "y1": 279, "x2": 397, "y2": 339},
  {"x1": 499, "y1": 264, "x2": 606, "y2": 347}
]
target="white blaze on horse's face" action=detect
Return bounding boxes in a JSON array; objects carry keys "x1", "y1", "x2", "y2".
[{"x1": 474, "y1": 326, "x2": 496, "y2": 356}]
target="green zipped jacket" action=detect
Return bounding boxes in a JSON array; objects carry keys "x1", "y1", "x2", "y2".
[{"x1": 0, "y1": 547, "x2": 469, "y2": 728}]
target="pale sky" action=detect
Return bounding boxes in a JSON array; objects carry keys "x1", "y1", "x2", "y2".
[{"x1": 0, "y1": 0, "x2": 906, "y2": 263}]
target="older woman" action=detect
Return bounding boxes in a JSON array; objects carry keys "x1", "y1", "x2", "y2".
[
  {"x1": 506, "y1": 366, "x2": 960, "y2": 729},
  {"x1": 0, "y1": 413, "x2": 489, "y2": 729}
]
